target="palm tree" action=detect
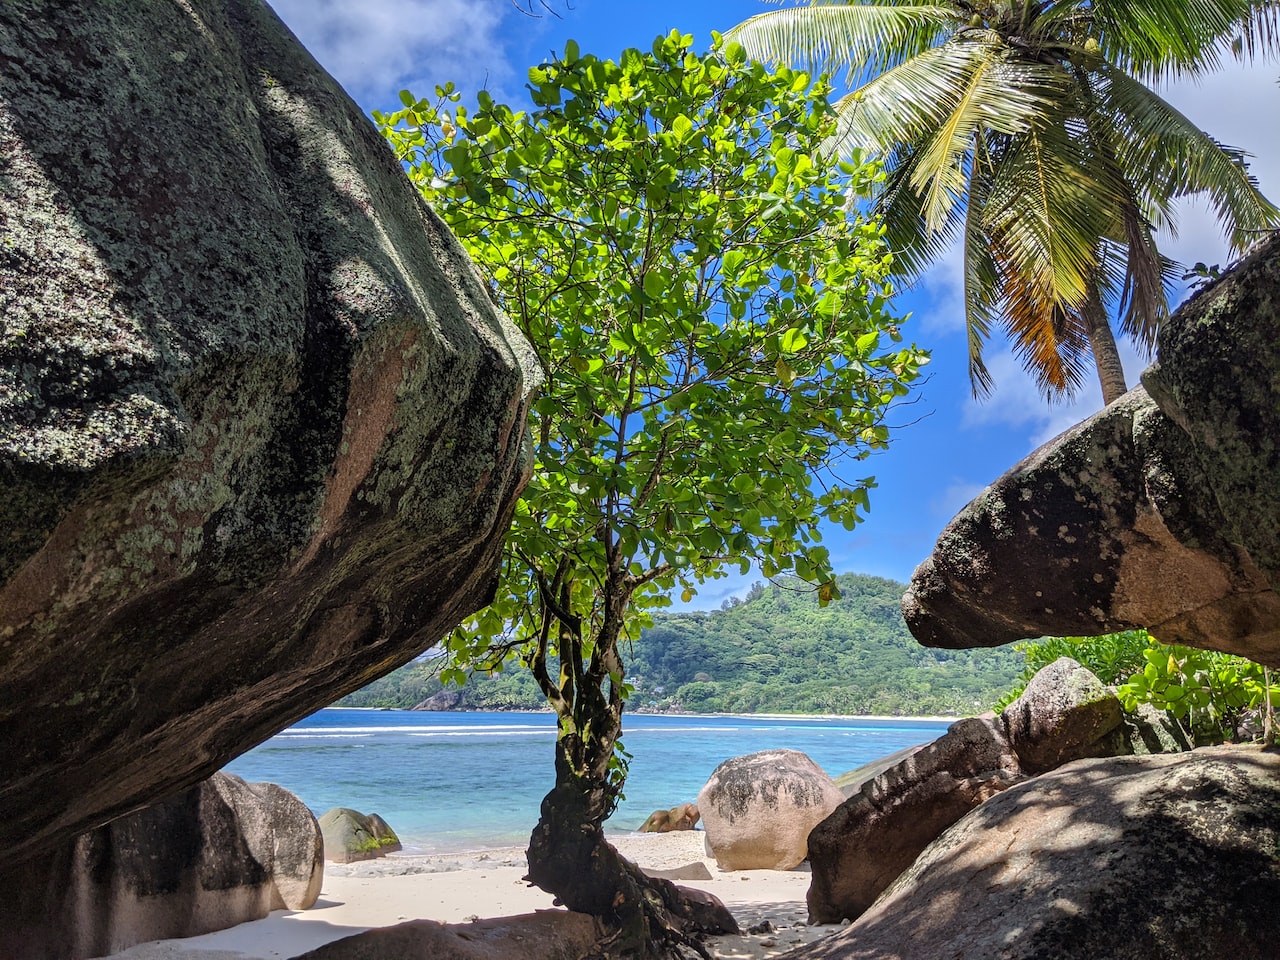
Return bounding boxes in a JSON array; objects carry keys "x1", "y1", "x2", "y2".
[{"x1": 728, "y1": 0, "x2": 1280, "y2": 403}]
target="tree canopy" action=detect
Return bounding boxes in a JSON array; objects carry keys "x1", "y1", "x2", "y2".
[
  {"x1": 728, "y1": 0, "x2": 1280, "y2": 403},
  {"x1": 377, "y1": 31, "x2": 926, "y2": 956}
]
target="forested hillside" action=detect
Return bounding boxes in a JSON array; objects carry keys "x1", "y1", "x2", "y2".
[{"x1": 337, "y1": 574, "x2": 1024, "y2": 716}]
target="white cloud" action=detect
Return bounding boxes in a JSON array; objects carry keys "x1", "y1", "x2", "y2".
[
  {"x1": 269, "y1": 0, "x2": 518, "y2": 108},
  {"x1": 962, "y1": 338, "x2": 1149, "y2": 450},
  {"x1": 913, "y1": 242, "x2": 967, "y2": 336},
  {"x1": 932, "y1": 480, "x2": 988, "y2": 519}
]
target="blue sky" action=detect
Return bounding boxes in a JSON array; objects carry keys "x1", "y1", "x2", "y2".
[{"x1": 270, "y1": 0, "x2": 1280, "y2": 607}]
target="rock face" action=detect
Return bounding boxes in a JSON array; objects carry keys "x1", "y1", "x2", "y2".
[
  {"x1": 294, "y1": 912, "x2": 604, "y2": 960},
  {"x1": 698, "y1": 749, "x2": 843, "y2": 871},
  {"x1": 638, "y1": 802, "x2": 700, "y2": 833},
  {"x1": 786, "y1": 747, "x2": 1280, "y2": 960},
  {"x1": 319, "y1": 808, "x2": 402, "y2": 863},
  {"x1": 1000, "y1": 656, "x2": 1125, "y2": 773},
  {"x1": 806, "y1": 716, "x2": 1022, "y2": 923},
  {"x1": 807, "y1": 658, "x2": 1190, "y2": 923},
  {"x1": 0, "y1": 773, "x2": 323, "y2": 960},
  {"x1": 0, "y1": 0, "x2": 538, "y2": 862},
  {"x1": 902, "y1": 236, "x2": 1280, "y2": 666}
]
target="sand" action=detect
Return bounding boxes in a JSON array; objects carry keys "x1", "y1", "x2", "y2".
[{"x1": 101, "y1": 831, "x2": 844, "y2": 960}]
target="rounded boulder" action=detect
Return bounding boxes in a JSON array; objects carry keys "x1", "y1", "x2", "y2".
[{"x1": 697, "y1": 749, "x2": 843, "y2": 870}]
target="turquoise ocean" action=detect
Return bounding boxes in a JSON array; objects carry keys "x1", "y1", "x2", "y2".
[{"x1": 222, "y1": 709, "x2": 949, "y2": 854}]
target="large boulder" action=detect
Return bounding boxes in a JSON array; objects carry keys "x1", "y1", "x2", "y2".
[
  {"x1": 319, "y1": 807, "x2": 402, "y2": 863},
  {"x1": 0, "y1": 773, "x2": 323, "y2": 960},
  {"x1": 902, "y1": 236, "x2": 1280, "y2": 667},
  {"x1": 638, "y1": 802, "x2": 700, "y2": 833},
  {"x1": 999, "y1": 656, "x2": 1125, "y2": 773},
  {"x1": 0, "y1": 0, "x2": 538, "y2": 862},
  {"x1": 806, "y1": 716, "x2": 1022, "y2": 923},
  {"x1": 698, "y1": 749, "x2": 843, "y2": 871},
  {"x1": 784, "y1": 746, "x2": 1280, "y2": 960}
]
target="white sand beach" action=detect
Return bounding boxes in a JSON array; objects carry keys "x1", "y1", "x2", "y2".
[{"x1": 102, "y1": 831, "x2": 842, "y2": 960}]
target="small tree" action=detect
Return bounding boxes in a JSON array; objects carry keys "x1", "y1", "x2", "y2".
[{"x1": 377, "y1": 31, "x2": 926, "y2": 957}]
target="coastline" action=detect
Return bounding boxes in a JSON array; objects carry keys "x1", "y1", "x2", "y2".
[
  {"x1": 325, "y1": 705, "x2": 959, "y2": 722},
  {"x1": 103, "y1": 831, "x2": 839, "y2": 960}
]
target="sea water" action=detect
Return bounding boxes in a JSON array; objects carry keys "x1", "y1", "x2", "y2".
[{"x1": 222, "y1": 709, "x2": 949, "y2": 854}]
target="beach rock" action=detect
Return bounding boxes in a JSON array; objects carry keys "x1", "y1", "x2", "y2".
[
  {"x1": 294, "y1": 911, "x2": 605, "y2": 960},
  {"x1": 806, "y1": 716, "x2": 1022, "y2": 923},
  {"x1": 785, "y1": 746, "x2": 1280, "y2": 960},
  {"x1": 0, "y1": 0, "x2": 538, "y2": 862},
  {"x1": 320, "y1": 808, "x2": 402, "y2": 863},
  {"x1": 414, "y1": 689, "x2": 466, "y2": 711},
  {"x1": 902, "y1": 236, "x2": 1280, "y2": 668},
  {"x1": 0, "y1": 773, "x2": 323, "y2": 960},
  {"x1": 239, "y1": 779, "x2": 327, "y2": 910},
  {"x1": 832, "y1": 743, "x2": 927, "y2": 798},
  {"x1": 639, "y1": 802, "x2": 700, "y2": 833},
  {"x1": 641, "y1": 861, "x2": 715, "y2": 881},
  {"x1": 698, "y1": 749, "x2": 843, "y2": 871},
  {"x1": 999, "y1": 657, "x2": 1126, "y2": 773},
  {"x1": 366, "y1": 813, "x2": 403, "y2": 853}
]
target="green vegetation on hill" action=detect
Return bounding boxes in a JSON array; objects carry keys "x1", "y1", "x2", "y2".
[{"x1": 337, "y1": 574, "x2": 1024, "y2": 716}]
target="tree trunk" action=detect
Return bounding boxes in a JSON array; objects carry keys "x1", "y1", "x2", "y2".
[
  {"x1": 1084, "y1": 292, "x2": 1128, "y2": 405},
  {"x1": 525, "y1": 734, "x2": 738, "y2": 959}
]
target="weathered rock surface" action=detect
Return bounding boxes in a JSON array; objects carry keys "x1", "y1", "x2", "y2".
[
  {"x1": 414, "y1": 689, "x2": 466, "y2": 711},
  {"x1": 0, "y1": 0, "x2": 538, "y2": 862},
  {"x1": 0, "y1": 773, "x2": 323, "y2": 960},
  {"x1": 783, "y1": 747, "x2": 1280, "y2": 960},
  {"x1": 638, "y1": 802, "x2": 700, "y2": 833},
  {"x1": 808, "y1": 659, "x2": 1190, "y2": 923},
  {"x1": 698, "y1": 750, "x2": 843, "y2": 871},
  {"x1": 902, "y1": 236, "x2": 1280, "y2": 666},
  {"x1": 294, "y1": 911, "x2": 604, "y2": 960},
  {"x1": 1000, "y1": 656, "x2": 1125, "y2": 773},
  {"x1": 319, "y1": 807, "x2": 402, "y2": 863},
  {"x1": 806, "y1": 716, "x2": 1022, "y2": 923}
]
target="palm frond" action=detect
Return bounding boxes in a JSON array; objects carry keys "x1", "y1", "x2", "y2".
[
  {"x1": 873, "y1": 144, "x2": 969, "y2": 279},
  {"x1": 1093, "y1": 0, "x2": 1280, "y2": 81},
  {"x1": 726, "y1": 2, "x2": 959, "y2": 86},
  {"x1": 963, "y1": 142, "x2": 1000, "y2": 397},
  {"x1": 1096, "y1": 65, "x2": 1280, "y2": 252}
]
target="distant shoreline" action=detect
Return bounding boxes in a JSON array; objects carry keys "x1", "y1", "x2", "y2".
[{"x1": 325, "y1": 705, "x2": 961, "y2": 723}]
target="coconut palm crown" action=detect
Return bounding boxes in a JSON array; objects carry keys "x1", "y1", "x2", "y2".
[{"x1": 729, "y1": 0, "x2": 1280, "y2": 402}]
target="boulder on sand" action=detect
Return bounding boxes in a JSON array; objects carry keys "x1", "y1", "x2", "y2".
[
  {"x1": 639, "y1": 802, "x2": 700, "y2": 833},
  {"x1": 0, "y1": 773, "x2": 323, "y2": 960},
  {"x1": 319, "y1": 808, "x2": 403, "y2": 863},
  {"x1": 808, "y1": 658, "x2": 1191, "y2": 923},
  {"x1": 698, "y1": 749, "x2": 843, "y2": 871}
]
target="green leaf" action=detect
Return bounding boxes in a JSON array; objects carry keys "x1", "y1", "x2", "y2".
[{"x1": 780, "y1": 328, "x2": 809, "y2": 353}]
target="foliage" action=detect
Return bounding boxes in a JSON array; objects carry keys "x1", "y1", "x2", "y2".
[
  {"x1": 338, "y1": 573, "x2": 1024, "y2": 716},
  {"x1": 375, "y1": 33, "x2": 925, "y2": 952},
  {"x1": 377, "y1": 30, "x2": 924, "y2": 776},
  {"x1": 728, "y1": 1, "x2": 1280, "y2": 403},
  {"x1": 988, "y1": 628, "x2": 1279, "y2": 744},
  {"x1": 1118, "y1": 638, "x2": 1279, "y2": 743},
  {"x1": 992, "y1": 629, "x2": 1149, "y2": 712}
]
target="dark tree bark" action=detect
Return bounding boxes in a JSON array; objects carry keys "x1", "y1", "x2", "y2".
[{"x1": 521, "y1": 561, "x2": 738, "y2": 958}]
